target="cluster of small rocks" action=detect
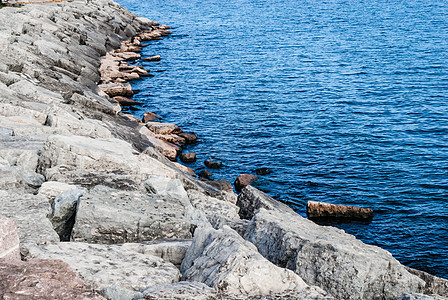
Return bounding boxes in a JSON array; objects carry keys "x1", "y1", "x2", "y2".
[{"x1": 0, "y1": 0, "x2": 447, "y2": 300}]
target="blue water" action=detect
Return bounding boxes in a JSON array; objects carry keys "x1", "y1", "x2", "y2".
[{"x1": 116, "y1": 0, "x2": 448, "y2": 278}]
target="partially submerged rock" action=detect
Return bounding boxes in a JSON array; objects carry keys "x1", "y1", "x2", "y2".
[
  {"x1": 234, "y1": 174, "x2": 258, "y2": 193},
  {"x1": 306, "y1": 200, "x2": 374, "y2": 220}
]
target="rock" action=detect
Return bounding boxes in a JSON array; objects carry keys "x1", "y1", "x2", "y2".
[
  {"x1": 71, "y1": 185, "x2": 192, "y2": 244},
  {"x1": 38, "y1": 181, "x2": 78, "y2": 204},
  {"x1": 178, "y1": 132, "x2": 198, "y2": 144},
  {"x1": 198, "y1": 170, "x2": 212, "y2": 179},
  {"x1": 49, "y1": 189, "x2": 84, "y2": 241},
  {"x1": 121, "y1": 239, "x2": 192, "y2": 268},
  {"x1": 98, "y1": 82, "x2": 133, "y2": 97},
  {"x1": 0, "y1": 258, "x2": 106, "y2": 300},
  {"x1": 255, "y1": 167, "x2": 272, "y2": 175},
  {"x1": 180, "y1": 152, "x2": 197, "y2": 163},
  {"x1": 113, "y1": 51, "x2": 141, "y2": 61},
  {"x1": 141, "y1": 282, "x2": 216, "y2": 300},
  {"x1": 405, "y1": 267, "x2": 448, "y2": 297},
  {"x1": 159, "y1": 25, "x2": 171, "y2": 30},
  {"x1": 172, "y1": 162, "x2": 196, "y2": 177},
  {"x1": 146, "y1": 122, "x2": 182, "y2": 135},
  {"x1": 140, "y1": 126, "x2": 181, "y2": 161},
  {"x1": 143, "y1": 55, "x2": 161, "y2": 61},
  {"x1": 204, "y1": 160, "x2": 222, "y2": 169},
  {"x1": 0, "y1": 215, "x2": 20, "y2": 260},
  {"x1": 181, "y1": 226, "x2": 310, "y2": 295},
  {"x1": 113, "y1": 96, "x2": 142, "y2": 106},
  {"x1": 144, "y1": 176, "x2": 189, "y2": 203},
  {"x1": 234, "y1": 174, "x2": 258, "y2": 193},
  {"x1": 143, "y1": 111, "x2": 161, "y2": 122},
  {"x1": 155, "y1": 133, "x2": 186, "y2": 147},
  {"x1": 207, "y1": 179, "x2": 233, "y2": 192},
  {"x1": 24, "y1": 242, "x2": 180, "y2": 292},
  {"x1": 187, "y1": 189, "x2": 240, "y2": 221},
  {"x1": 244, "y1": 207, "x2": 425, "y2": 300},
  {"x1": 398, "y1": 294, "x2": 447, "y2": 300},
  {"x1": 306, "y1": 201, "x2": 374, "y2": 220},
  {"x1": 236, "y1": 185, "x2": 294, "y2": 220},
  {"x1": 101, "y1": 286, "x2": 142, "y2": 300}
]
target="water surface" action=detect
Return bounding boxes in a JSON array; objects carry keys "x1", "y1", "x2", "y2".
[{"x1": 116, "y1": 0, "x2": 448, "y2": 278}]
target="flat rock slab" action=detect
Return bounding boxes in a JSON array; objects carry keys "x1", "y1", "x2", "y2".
[
  {"x1": 0, "y1": 215, "x2": 20, "y2": 260},
  {"x1": 24, "y1": 242, "x2": 180, "y2": 292},
  {"x1": 72, "y1": 185, "x2": 192, "y2": 244},
  {"x1": 0, "y1": 258, "x2": 105, "y2": 300},
  {"x1": 181, "y1": 225, "x2": 312, "y2": 296}
]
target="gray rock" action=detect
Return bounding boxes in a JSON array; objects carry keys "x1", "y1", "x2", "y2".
[
  {"x1": 141, "y1": 282, "x2": 216, "y2": 300},
  {"x1": 244, "y1": 207, "x2": 424, "y2": 300},
  {"x1": 181, "y1": 225, "x2": 310, "y2": 295},
  {"x1": 101, "y1": 285, "x2": 143, "y2": 300},
  {"x1": 0, "y1": 215, "x2": 20, "y2": 260},
  {"x1": 24, "y1": 242, "x2": 180, "y2": 292},
  {"x1": 49, "y1": 189, "x2": 84, "y2": 241},
  {"x1": 405, "y1": 267, "x2": 448, "y2": 297},
  {"x1": 71, "y1": 185, "x2": 192, "y2": 244},
  {"x1": 398, "y1": 294, "x2": 448, "y2": 300}
]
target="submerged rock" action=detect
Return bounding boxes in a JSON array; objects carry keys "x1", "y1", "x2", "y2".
[{"x1": 306, "y1": 200, "x2": 374, "y2": 220}]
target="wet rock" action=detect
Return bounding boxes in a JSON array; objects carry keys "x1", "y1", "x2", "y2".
[
  {"x1": 143, "y1": 111, "x2": 161, "y2": 122},
  {"x1": 204, "y1": 160, "x2": 222, "y2": 169},
  {"x1": 0, "y1": 215, "x2": 20, "y2": 260},
  {"x1": 307, "y1": 201, "x2": 374, "y2": 220},
  {"x1": 234, "y1": 174, "x2": 258, "y2": 193},
  {"x1": 255, "y1": 167, "x2": 272, "y2": 175},
  {"x1": 0, "y1": 258, "x2": 105, "y2": 300},
  {"x1": 113, "y1": 96, "x2": 142, "y2": 106},
  {"x1": 143, "y1": 55, "x2": 161, "y2": 61},
  {"x1": 178, "y1": 132, "x2": 198, "y2": 144},
  {"x1": 198, "y1": 170, "x2": 212, "y2": 179},
  {"x1": 244, "y1": 205, "x2": 424, "y2": 299},
  {"x1": 24, "y1": 242, "x2": 180, "y2": 293},
  {"x1": 181, "y1": 226, "x2": 309, "y2": 295},
  {"x1": 180, "y1": 152, "x2": 197, "y2": 163}
]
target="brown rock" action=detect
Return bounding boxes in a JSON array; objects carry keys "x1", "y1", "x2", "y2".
[
  {"x1": 155, "y1": 134, "x2": 186, "y2": 147},
  {"x1": 306, "y1": 201, "x2": 374, "y2": 220},
  {"x1": 234, "y1": 174, "x2": 258, "y2": 193},
  {"x1": 120, "y1": 113, "x2": 142, "y2": 123},
  {"x1": 255, "y1": 168, "x2": 272, "y2": 175},
  {"x1": 198, "y1": 170, "x2": 212, "y2": 179},
  {"x1": 204, "y1": 160, "x2": 223, "y2": 169},
  {"x1": 161, "y1": 30, "x2": 172, "y2": 36},
  {"x1": 180, "y1": 152, "x2": 197, "y2": 163},
  {"x1": 146, "y1": 122, "x2": 182, "y2": 135},
  {"x1": 0, "y1": 259, "x2": 105, "y2": 300},
  {"x1": 139, "y1": 31, "x2": 163, "y2": 40},
  {"x1": 143, "y1": 111, "x2": 161, "y2": 123},
  {"x1": 178, "y1": 132, "x2": 198, "y2": 144},
  {"x1": 159, "y1": 25, "x2": 171, "y2": 30},
  {"x1": 98, "y1": 82, "x2": 133, "y2": 97},
  {"x1": 143, "y1": 55, "x2": 161, "y2": 62},
  {"x1": 0, "y1": 215, "x2": 20, "y2": 260},
  {"x1": 172, "y1": 162, "x2": 196, "y2": 177},
  {"x1": 113, "y1": 51, "x2": 141, "y2": 61},
  {"x1": 140, "y1": 127, "x2": 181, "y2": 161},
  {"x1": 113, "y1": 96, "x2": 142, "y2": 106},
  {"x1": 208, "y1": 179, "x2": 233, "y2": 192}
]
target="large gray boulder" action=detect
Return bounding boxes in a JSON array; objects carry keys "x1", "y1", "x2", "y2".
[
  {"x1": 71, "y1": 185, "x2": 193, "y2": 244},
  {"x1": 244, "y1": 208, "x2": 424, "y2": 300},
  {"x1": 181, "y1": 225, "x2": 322, "y2": 296},
  {"x1": 24, "y1": 242, "x2": 180, "y2": 293}
]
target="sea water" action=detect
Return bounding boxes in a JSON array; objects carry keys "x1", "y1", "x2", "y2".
[{"x1": 116, "y1": 0, "x2": 448, "y2": 277}]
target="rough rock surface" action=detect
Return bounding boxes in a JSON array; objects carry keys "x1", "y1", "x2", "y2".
[
  {"x1": 24, "y1": 242, "x2": 180, "y2": 292},
  {"x1": 181, "y1": 225, "x2": 316, "y2": 296},
  {"x1": 0, "y1": 258, "x2": 105, "y2": 300},
  {"x1": 244, "y1": 207, "x2": 424, "y2": 300},
  {"x1": 406, "y1": 267, "x2": 448, "y2": 297},
  {"x1": 0, "y1": 215, "x2": 20, "y2": 260}
]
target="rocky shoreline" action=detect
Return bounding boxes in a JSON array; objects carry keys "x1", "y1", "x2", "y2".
[{"x1": 0, "y1": 0, "x2": 447, "y2": 299}]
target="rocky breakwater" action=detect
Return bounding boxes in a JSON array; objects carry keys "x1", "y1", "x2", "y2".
[{"x1": 0, "y1": 0, "x2": 447, "y2": 299}]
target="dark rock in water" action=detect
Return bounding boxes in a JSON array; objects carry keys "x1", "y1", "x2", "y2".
[
  {"x1": 142, "y1": 111, "x2": 161, "y2": 123},
  {"x1": 143, "y1": 55, "x2": 161, "y2": 61},
  {"x1": 207, "y1": 179, "x2": 233, "y2": 192},
  {"x1": 255, "y1": 168, "x2": 272, "y2": 175},
  {"x1": 306, "y1": 201, "x2": 373, "y2": 221},
  {"x1": 234, "y1": 174, "x2": 258, "y2": 193},
  {"x1": 113, "y1": 96, "x2": 142, "y2": 106},
  {"x1": 204, "y1": 160, "x2": 222, "y2": 169},
  {"x1": 178, "y1": 132, "x2": 198, "y2": 144},
  {"x1": 198, "y1": 170, "x2": 212, "y2": 179},
  {"x1": 180, "y1": 152, "x2": 196, "y2": 163}
]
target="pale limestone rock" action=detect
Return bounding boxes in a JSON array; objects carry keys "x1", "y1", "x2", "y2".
[
  {"x1": 0, "y1": 215, "x2": 20, "y2": 260},
  {"x1": 38, "y1": 181, "x2": 78, "y2": 204},
  {"x1": 181, "y1": 226, "x2": 309, "y2": 295}
]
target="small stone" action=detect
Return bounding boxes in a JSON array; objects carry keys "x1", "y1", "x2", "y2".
[
  {"x1": 180, "y1": 152, "x2": 197, "y2": 163},
  {"x1": 198, "y1": 170, "x2": 212, "y2": 179},
  {"x1": 142, "y1": 111, "x2": 161, "y2": 123},
  {"x1": 113, "y1": 96, "x2": 142, "y2": 106},
  {"x1": 255, "y1": 168, "x2": 272, "y2": 175},
  {"x1": 143, "y1": 55, "x2": 161, "y2": 61},
  {"x1": 234, "y1": 174, "x2": 258, "y2": 193},
  {"x1": 204, "y1": 160, "x2": 222, "y2": 169},
  {"x1": 178, "y1": 132, "x2": 198, "y2": 144}
]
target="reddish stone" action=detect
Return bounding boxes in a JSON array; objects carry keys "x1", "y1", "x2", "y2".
[
  {"x1": 306, "y1": 201, "x2": 373, "y2": 220},
  {"x1": 204, "y1": 160, "x2": 222, "y2": 169},
  {"x1": 180, "y1": 152, "x2": 196, "y2": 163},
  {"x1": 142, "y1": 55, "x2": 161, "y2": 61},
  {"x1": 208, "y1": 179, "x2": 233, "y2": 192},
  {"x1": 0, "y1": 259, "x2": 105, "y2": 300},
  {"x1": 234, "y1": 174, "x2": 258, "y2": 193},
  {"x1": 143, "y1": 111, "x2": 161, "y2": 123},
  {"x1": 198, "y1": 170, "x2": 212, "y2": 179},
  {"x1": 113, "y1": 96, "x2": 142, "y2": 106},
  {"x1": 178, "y1": 132, "x2": 198, "y2": 144}
]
